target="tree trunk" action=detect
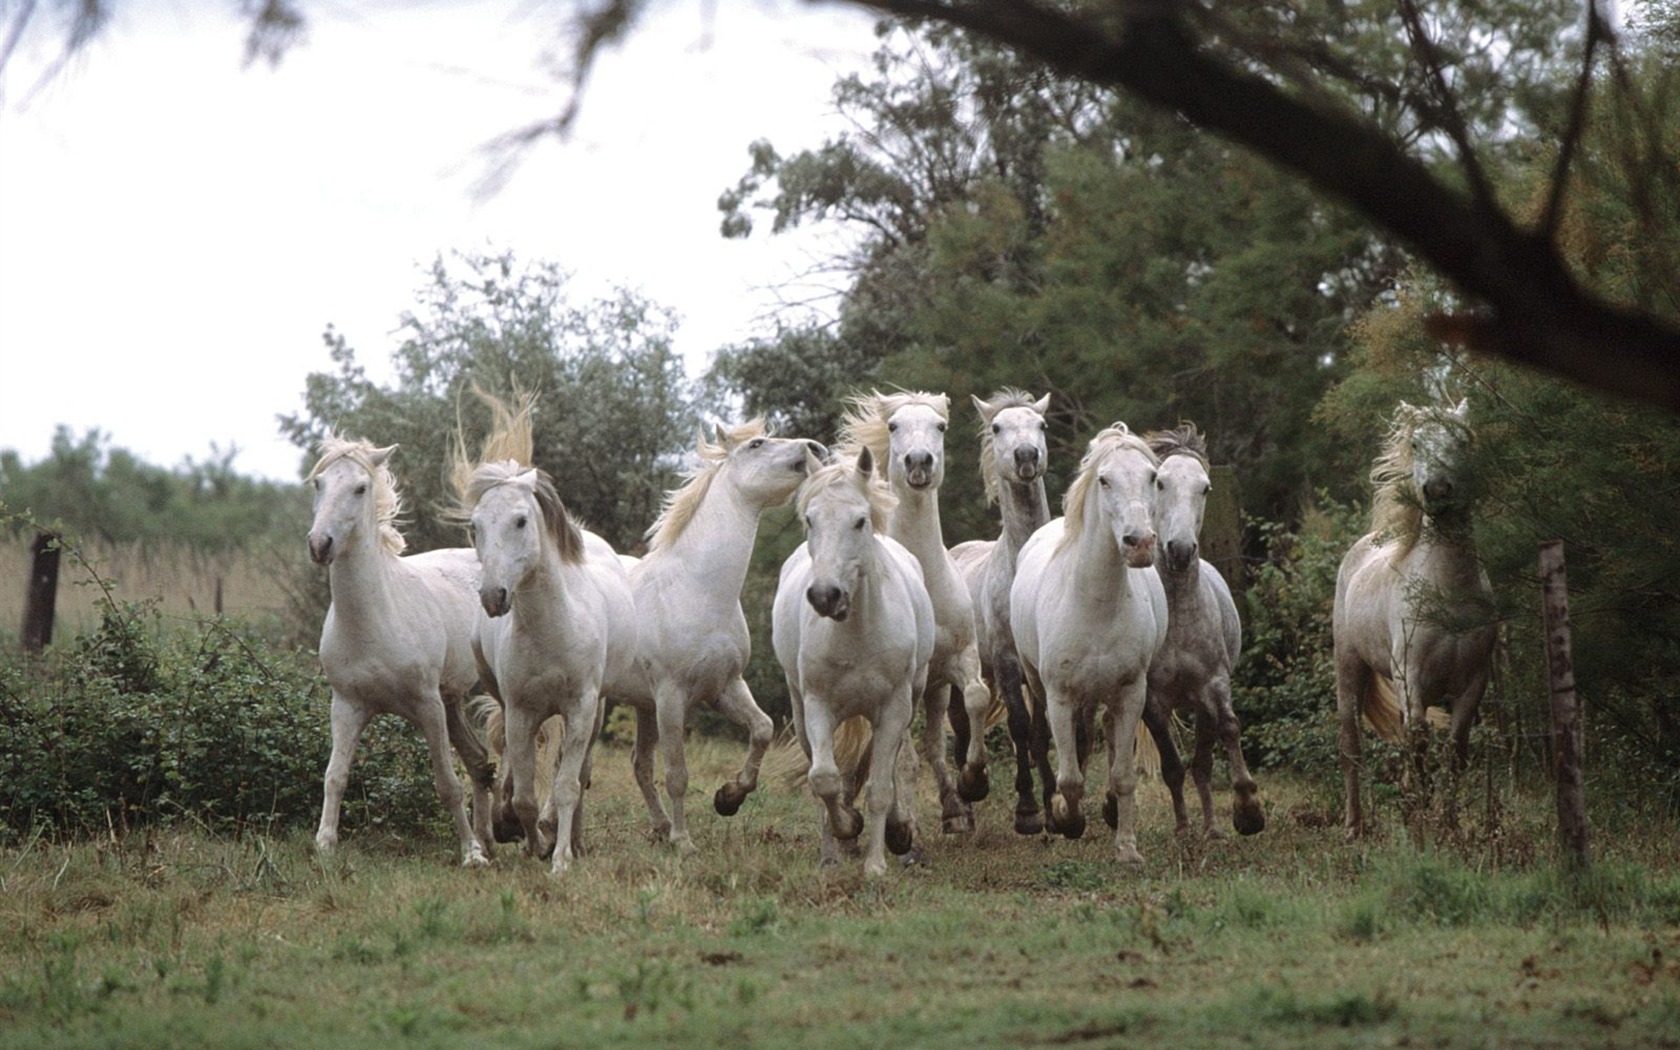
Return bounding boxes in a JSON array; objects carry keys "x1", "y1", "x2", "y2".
[
  {"x1": 21, "y1": 531, "x2": 61, "y2": 655},
  {"x1": 1539, "y1": 540, "x2": 1588, "y2": 869}
]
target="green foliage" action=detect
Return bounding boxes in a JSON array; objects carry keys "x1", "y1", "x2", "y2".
[
  {"x1": 0, "y1": 589, "x2": 444, "y2": 842},
  {"x1": 0, "y1": 429, "x2": 306, "y2": 551},
  {"x1": 280, "y1": 249, "x2": 700, "y2": 556}
]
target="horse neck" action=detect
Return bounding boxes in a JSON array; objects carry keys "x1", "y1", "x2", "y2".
[
  {"x1": 1156, "y1": 555, "x2": 1202, "y2": 606},
  {"x1": 889, "y1": 484, "x2": 951, "y2": 573},
  {"x1": 1413, "y1": 512, "x2": 1483, "y2": 585},
  {"x1": 662, "y1": 476, "x2": 762, "y2": 595},
  {"x1": 997, "y1": 475, "x2": 1051, "y2": 560},
  {"x1": 1072, "y1": 506, "x2": 1134, "y2": 599},
  {"x1": 508, "y1": 545, "x2": 577, "y2": 633},
  {"x1": 324, "y1": 531, "x2": 404, "y2": 623}
]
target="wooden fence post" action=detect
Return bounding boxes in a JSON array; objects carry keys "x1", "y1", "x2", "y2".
[
  {"x1": 1205, "y1": 463, "x2": 1242, "y2": 589},
  {"x1": 21, "y1": 531, "x2": 61, "y2": 655},
  {"x1": 1539, "y1": 540, "x2": 1589, "y2": 868}
]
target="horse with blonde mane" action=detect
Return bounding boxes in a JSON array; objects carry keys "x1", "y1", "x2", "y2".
[
  {"x1": 839, "y1": 390, "x2": 988, "y2": 834},
  {"x1": 1011, "y1": 423, "x2": 1168, "y2": 864},
  {"x1": 773, "y1": 446, "x2": 935, "y2": 875},
  {"x1": 1333, "y1": 399, "x2": 1496, "y2": 838},
  {"x1": 455, "y1": 392, "x2": 638, "y2": 875},
  {"x1": 1142, "y1": 423, "x2": 1264, "y2": 838},
  {"x1": 615, "y1": 421, "x2": 828, "y2": 851},
  {"x1": 307, "y1": 436, "x2": 493, "y2": 867},
  {"x1": 949, "y1": 390, "x2": 1055, "y2": 835}
]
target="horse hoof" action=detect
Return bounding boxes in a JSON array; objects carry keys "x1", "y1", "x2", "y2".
[
  {"x1": 1115, "y1": 844, "x2": 1144, "y2": 866},
  {"x1": 1051, "y1": 796, "x2": 1085, "y2": 840},
  {"x1": 492, "y1": 812, "x2": 525, "y2": 844},
  {"x1": 958, "y1": 766, "x2": 990, "y2": 803},
  {"x1": 942, "y1": 813, "x2": 974, "y2": 835},
  {"x1": 714, "y1": 783, "x2": 748, "y2": 816},
  {"x1": 1234, "y1": 801, "x2": 1266, "y2": 837},
  {"x1": 834, "y1": 805, "x2": 864, "y2": 842},
  {"x1": 1102, "y1": 792, "x2": 1119, "y2": 830},
  {"x1": 1013, "y1": 811, "x2": 1044, "y2": 836},
  {"x1": 886, "y1": 818, "x2": 915, "y2": 856}
]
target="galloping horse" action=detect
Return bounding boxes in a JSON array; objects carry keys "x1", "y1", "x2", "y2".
[
  {"x1": 307, "y1": 437, "x2": 493, "y2": 867},
  {"x1": 773, "y1": 447, "x2": 934, "y2": 875},
  {"x1": 839, "y1": 390, "x2": 988, "y2": 834},
  {"x1": 1333, "y1": 399, "x2": 1496, "y2": 838},
  {"x1": 1142, "y1": 423, "x2": 1263, "y2": 838},
  {"x1": 949, "y1": 390, "x2": 1055, "y2": 835},
  {"x1": 1011, "y1": 424, "x2": 1168, "y2": 864},
  {"x1": 457, "y1": 395, "x2": 637, "y2": 875},
  {"x1": 617, "y1": 421, "x2": 827, "y2": 851}
]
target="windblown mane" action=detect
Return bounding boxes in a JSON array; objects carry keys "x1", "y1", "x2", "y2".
[
  {"x1": 797, "y1": 453, "x2": 897, "y2": 533},
  {"x1": 840, "y1": 390, "x2": 950, "y2": 467},
  {"x1": 448, "y1": 386, "x2": 537, "y2": 517},
  {"x1": 645, "y1": 419, "x2": 769, "y2": 551},
  {"x1": 1145, "y1": 421, "x2": 1209, "y2": 467},
  {"x1": 1057, "y1": 423, "x2": 1159, "y2": 555},
  {"x1": 464, "y1": 461, "x2": 585, "y2": 565},
  {"x1": 976, "y1": 388, "x2": 1039, "y2": 506},
  {"x1": 308, "y1": 434, "x2": 407, "y2": 555},
  {"x1": 1367, "y1": 402, "x2": 1428, "y2": 557}
]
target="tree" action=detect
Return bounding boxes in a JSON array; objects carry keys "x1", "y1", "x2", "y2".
[{"x1": 278, "y1": 249, "x2": 699, "y2": 555}]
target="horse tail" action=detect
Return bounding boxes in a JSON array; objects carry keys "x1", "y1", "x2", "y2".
[
  {"x1": 832, "y1": 716, "x2": 873, "y2": 778},
  {"x1": 467, "y1": 695, "x2": 561, "y2": 805},
  {"x1": 763, "y1": 724, "x2": 810, "y2": 789},
  {"x1": 1363, "y1": 673, "x2": 1405, "y2": 743},
  {"x1": 1134, "y1": 719, "x2": 1162, "y2": 780},
  {"x1": 469, "y1": 694, "x2": 505, "y2": 758}
]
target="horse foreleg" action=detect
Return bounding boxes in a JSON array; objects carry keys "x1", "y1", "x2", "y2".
[
  {"x1": 804, "y1": 703, "x2": 857, "y2": 869},
  {"x1": 1334, "y1": 657, "x2": 1367, "y2": 840},
  {"x1": 865, "y1": 693, "x2": 915, "y2": 877},
  {"x1": 1212, "y1": 677, "x2": 1264, "y2": 836},
  {"x1": 1140, "y1": 694, "x2": 1189, "y2": 834},
  {"x1": 995, "y1": 651, "x2": 1043, "y2": 835},
  {"x1": 919, "y1": 674, "x2": 969, "y2": 835},
  {"x1": 1045, "y1": 687, "x2": 1086, "y2": 840},
  {"x1": 1103, "y1": 679, "x2": 1149, "y2": 865},
  {"x1": 654, "y1": 687, "x2": 696, "y2": 853},
  {"x1": 1189, "y1": 707, "x2": 1220, "y2": 838},
  {"x1": 315, "y1": 692, "x2": 372, "y2": 854},
  {"x1": 713, "y1": 677, "x2": 773, "y2": 817},
  {"x1": 546, "y1": 693, "x2": 599, "y2": 877},
  {"x1": 956, "y1": 668, "x2": 993, "y2": 804},
  {"x1": 502, "y1": 705, "x2": 547, "y2": 861},
  {"x1": 629, "y1": 703, "x2": 672, "y2": 841}
]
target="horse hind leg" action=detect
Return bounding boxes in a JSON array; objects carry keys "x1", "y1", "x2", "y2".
[
  {"x1": 1136, "y1": 695, "x2": 1189, "y2": 834},
  {"x1": 1211, "y1": 680, "x2": 1265, "y2": 836},
  {"x1": 954, "y1": 675, "x2": 993, "y2": 804},
  {"x1": 630, "y1": 704, "x2": 673, "y2": 842},
  {"x1": 996, "y1": 652, "x2": 1044, "y2": 835},
  {"x1": 416, "y1": 694, "x2": 489, "y2": 868},
  {"x1": 920, "y1": 679, "x2": 971, "y2": 835},
  {"x1": 1189, "y1": 708, "x2": 1222, "y2": 838},
  {"x1": 444, "y1": 693, "x2": 496, "y2": 852},
  {"x1": 713, "y1": 678, "x2": 774, "y2": 817}
]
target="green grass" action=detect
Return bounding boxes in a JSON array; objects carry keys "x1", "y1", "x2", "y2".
[{"x1": 2, "y1": 738, "x2": 1678, "y2": 1049}]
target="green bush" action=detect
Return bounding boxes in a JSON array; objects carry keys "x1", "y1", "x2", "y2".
[{"x1": 0, "y1": 597, "x2": 445, "y2": 843}]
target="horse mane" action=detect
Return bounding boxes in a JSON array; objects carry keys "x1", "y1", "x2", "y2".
[
  {"x1": 797, "y1": 449, "x2": 897, "y2": 533},
  {"x1": 976, "y1": 388, "x2": 1040, "y2": 506},
  {"x1": 1057, "y1": 423, "x2": 1159, "y2": 555},
  {"x1": 449, "y1": 386, "x2": 585, "y2": 564},
  {"x1": 840, "y1": 390, "x2": 950, "y2": 466},
  {"x1": 1367, "y1": 402, "x2": 1428, "y2": 557},
  {"x1": 308, "y1": 434, "x2": 407, "y2": 555},
  {"x1": 463, "y1": 461, "x2": 586, "y2": 565},
  {"x1": 1145, "y1": 421, "x2": 1209, "y2": 467},
  {"x1": 645, "y1": 418, "x2": 770, "y2": 551}
]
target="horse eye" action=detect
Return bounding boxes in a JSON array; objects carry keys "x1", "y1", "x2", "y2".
[
  {"x1": 991, "y1": 423, "x2": 1001, "y2": 435},
  {"x1": 1039, "y1": 420, "x2": 1048, "y2": 431},
  {"x1": 937, "y1": 422, "x2": 947, "y2": 433},
  {"x1": 887, "y1": 422, "x2": 898, "y2": 433},
  {"x1": 748, "y1": 438, "x2": 766, "y2": 449},
  {"x1": 853, "y1": 517, "x2": 867, "y2": 531},
  {"x1": 353, "y1": 483, "x2": 367, "y2": 496},
  {"x1": 1098, "y1": 476, "x2": 1110, "y2": 488},
  {"x1": 515, "y1": 516, "x2": 527, "y2": 529},
  {"x1": 1203, "y1": 483, "x2": 1212, "y2": 495},
  {"x1": 1154, "y1": 475, "x2": 1163, "y2": 490}
]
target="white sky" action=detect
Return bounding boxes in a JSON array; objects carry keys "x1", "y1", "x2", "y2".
[{"x1": 0, "y1": 0, "x2": 879, "y2": 482}]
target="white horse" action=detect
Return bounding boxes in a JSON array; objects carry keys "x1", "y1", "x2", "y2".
[
  {"x1": 457, "y1": 399, "x2": 638, "y2": 876},
  {"x1": 1333, "y1": 399, "x2": 1496, "y2": 838},
  {"x1": 839, "y1": 390, "x2": 989, "y2": 834},
  {"x1": 307, "y1": 437, "x2": 493, "y2": 868},
  {"x1": 616, "y1": 420, "x2": 828, "y2": 851},
  {"x1": 949, "y1": 390, "x2": 1055, "y2": 834},
  {"x1": 1011, "y1": 424, "x2": 1168, "y2": 865},
  {"x1": 773, "y1": 446, "x2": 935, "y2": 875},
  {"x1": 1141, "y1": 423, "x2": 1264, "y2": 838}
]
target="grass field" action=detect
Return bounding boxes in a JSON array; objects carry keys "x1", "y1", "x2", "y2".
[{"x1": 2, "y1": 735, "x2": 1677, "y2": 1049}]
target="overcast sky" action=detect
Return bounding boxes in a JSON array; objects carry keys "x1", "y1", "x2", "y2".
[{"x1": 0, "y1": 0, "x2": 879, "y2": 482}]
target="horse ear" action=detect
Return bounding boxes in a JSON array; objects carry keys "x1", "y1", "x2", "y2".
[
  {"x1": 715, "y1": 423, "x2": 734, "y2": 450},
  {"x1": 802, "y1": 445, "x2": 825, "y2": 474},
  {"x1": 1033, "y1": 393, "x2": 1052, "y2": 417},
  {"x1": 856, "y1": 445, "x2": 874, "y2": 477},
  {"x1": 972, "y1": 393, "x2": 995, "y2": 422},
  {"x1": 370, "y1": 444, "x2": 398, "y2": 467}
]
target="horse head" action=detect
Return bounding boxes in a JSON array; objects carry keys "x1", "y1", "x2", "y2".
[
  {"x1": 975, "y1": 390, "x2": 1051, "y2": 490},
  {"x1": 1147, "y1": 424, "x2": 1212, "y2": 574},
  {"x1": 1408, "y1": 399, "x2": 1475, "y2": 520},
  {"x1": 886, "y1": 397, "x2": 949, "y2": 491},
  {"x1": 467, "y1": 463, "x2": 579, "y2": 617},
  {"x1": 719, "y1": 420, "x2": 829, "y2": 509},
  {"x1": 800, "y1": 446, "x2": 891, "y2": 621},
  {"x1": 307, "y1": 441, "x2": 401, "y2": 566},
  {"x1": 1066, "y1": 424, "x2": 1159, "y2": 569}
]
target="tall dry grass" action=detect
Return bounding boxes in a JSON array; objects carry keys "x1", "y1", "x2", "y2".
[{"x1": 1, "y1": 533, "x2": 300, "y2": 639}]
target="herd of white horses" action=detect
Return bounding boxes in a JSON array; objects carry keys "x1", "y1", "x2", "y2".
[{"x1": 305, "y1": 387, "x2": 1494, "y2": 876}]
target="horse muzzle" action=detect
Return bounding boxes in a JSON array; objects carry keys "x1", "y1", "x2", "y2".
[
  {"x1": 1164, "y1": 538, "x2": 1198, "y2": 574},
  {"x1": 308, "y1": 533, "x2": 334, "y2": 566},
  {"x1": 806, "y1": 582, "x2": 851, "y2": 621},
  {"x1": 903, "y1": 452, "x2": 936, "y2": 489},
  {"x1": 480, "y1": 586, "x2": 512, "y2": 618},
  {"x1": 1122, "y1": 530, "x2": 1157, "y2": 569}
]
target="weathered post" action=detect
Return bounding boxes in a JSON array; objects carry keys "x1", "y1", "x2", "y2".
[
  {"x1": 21, "y1": 531, "x2": 61, "y2": 655},
  {"x1": 1539, "y1": 540, "x2": 1588, "y2": 868},
  {"x1": 1205, "y1": 463, "x2": 1242, "y2": 589}
]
